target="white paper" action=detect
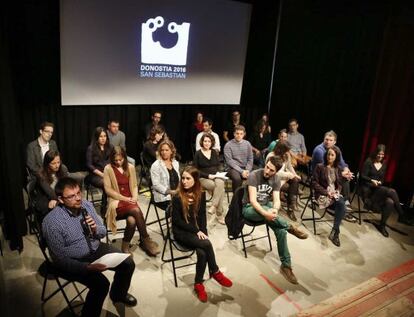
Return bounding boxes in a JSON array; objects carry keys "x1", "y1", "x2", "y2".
[
  {"x1": 214, "y1": 172, "x2": 228, "y2": 180},
  {"x1": 91, "y1": 253, "x2": 130, "y2": 268}
]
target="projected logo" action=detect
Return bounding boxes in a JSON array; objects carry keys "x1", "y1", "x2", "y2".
[
  {"x1": 141, "y1": 16, "x2": 190, "y2": 65},
  {"x1": 140, "y1": 16, "x2": 190, "y2": 79}
]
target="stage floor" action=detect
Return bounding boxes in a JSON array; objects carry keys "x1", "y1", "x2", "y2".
[{"x1": 1, "y1": 189, "x2": 413, "y2": 317}]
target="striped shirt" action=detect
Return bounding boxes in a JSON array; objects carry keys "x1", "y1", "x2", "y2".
[
  {"x1": 42, "y1": 200, "x2": 107, "y2": 274},
  {"x1": 224, "y1": 139, "x2": 254, "y2": 173},
  {"x1": 287, "y1": 131, "x2": 307, "y2": 155}
]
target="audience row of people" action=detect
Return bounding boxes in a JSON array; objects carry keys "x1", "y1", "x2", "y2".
[{"x1": 26, "y1": 114, "x2": 413, "y2": 316}]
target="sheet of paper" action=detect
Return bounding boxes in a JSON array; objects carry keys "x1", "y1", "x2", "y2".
[
  {"x1": 91, "y1": 252, "x2": 130, "y2": 268},
  {"x1": 215, "y1": 172, "x2": 228, "y2": 179}
]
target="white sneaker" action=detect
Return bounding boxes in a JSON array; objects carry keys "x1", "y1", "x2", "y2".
[{"x1": 344, "y1": 200, "x2": 353, "y2": 211}]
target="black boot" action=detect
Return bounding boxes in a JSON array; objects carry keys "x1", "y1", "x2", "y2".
[
  {"x1": 328, "y1": 229, "x2": 340, "y2": 247},
  {"x1": 378, "y1": 224, "x2": 389, "y2": 237}
]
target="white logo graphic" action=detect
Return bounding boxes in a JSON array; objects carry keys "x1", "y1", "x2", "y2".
[{"x1": 141, "y1": 16, "x2": 190, "y2": 66}]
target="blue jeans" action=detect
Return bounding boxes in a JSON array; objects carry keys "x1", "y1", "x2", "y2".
[{"x1": 331, "y1": 197, "x2": 346, "y2": 232}]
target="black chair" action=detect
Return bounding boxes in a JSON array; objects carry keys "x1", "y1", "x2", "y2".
[
  {"x1": 224, "y1": 178, "x2": 233, "y2": 203},
  {"x1": 144, "y1": 177, "x2": 169, "y2": 239},
  {"x1": 24, "y1": 168, "x2": 39, "y2": 234},
  {"x1": 350, "y1": 172, "x2": 372, "y2": 225},
  {"x1": 228, "y1": 186, "x2": 273, "y2": 258},
  {"x1": 300, "y1": 184, "x2": 330, "y2": 235},
  {"x1": 138, "y1": 152, "x2": 151, "y2": 194},
  {"x1": 33, "y1": 217, "x2": 87, "y2": 314},
  {"x1": 161, "y1": 206, "x2": 196, "y2": 287},
  {"x1": 84, "y1": 174, "x2": 106, "y2": 213}
]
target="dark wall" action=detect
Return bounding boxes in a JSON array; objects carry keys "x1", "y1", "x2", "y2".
[{"x1": 268, "y1": 0, "x2": 390, "y2": 170}]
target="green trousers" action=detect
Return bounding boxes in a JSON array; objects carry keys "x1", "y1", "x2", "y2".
[{"x1": 242, "y1": 203, "x2": 291, "y2": 267}]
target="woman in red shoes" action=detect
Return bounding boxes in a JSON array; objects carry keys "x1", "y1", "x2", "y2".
[{"x1": 171, "y1": 166, "x2": 232, "y2": 302}]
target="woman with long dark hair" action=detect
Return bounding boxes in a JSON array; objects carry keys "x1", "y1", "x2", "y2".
[
  {"x1": 360, "y1": 144, "x2": 413, "y2": 236},
  {"x1": 312, "y1": 146, "x2": 346, "y2": 247},
  {"x1": 171, "y1": 166, "x2": 232, "y2": 302},
  {"x1": 34, "y1": 150, "x2": 68, "y2": 220},
  {"x1": 104, "y1": 146, "x2": 159, "y2": 256},
  {"x1": 86, "y1": 127, "x2": 113, "y2": 188}
]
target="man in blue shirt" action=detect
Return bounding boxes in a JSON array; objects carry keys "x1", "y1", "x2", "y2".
[
  {"x1": 312, "y1": 130, "x2": 357, "y2": 222},
  {"x1": 42, "y1": 177, "x2": 137, "y2": 317}
]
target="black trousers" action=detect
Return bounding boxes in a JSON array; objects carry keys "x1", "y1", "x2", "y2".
[
  {"x1": 370, "y1": 186, "x2": 404, "y2": 225},
  {"x1": 67, "y1": 243, "x2": 135, "y2": 317},
  {"x1": 174, "y1": 232, "x2": 219, "y2": 284},
  {"x1": 227, "y1": 168, "x2": 246, "y2": 193}
]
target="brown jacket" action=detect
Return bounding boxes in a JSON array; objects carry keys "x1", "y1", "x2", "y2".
[
  {"x1": 312, "y1": 163, "x2": 342, "y2": 199},
  {"x1": 103, "y1": 163, "x2": 138, "y2": 233}
]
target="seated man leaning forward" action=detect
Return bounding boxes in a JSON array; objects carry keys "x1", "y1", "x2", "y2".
[
  {"x1": 242, "y1": 156, "x2": 308, "y2": 284},
  {"x1": 42, "y1": 177, "x2": 137, "y2": 317}
]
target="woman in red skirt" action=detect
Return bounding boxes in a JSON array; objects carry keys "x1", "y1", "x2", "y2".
[{"x1": 104, "y1": 146, "x2": 159, "y2": 256}]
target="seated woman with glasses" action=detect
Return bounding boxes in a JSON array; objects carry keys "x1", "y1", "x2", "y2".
[
  {"x1": 193, "y1": 133, "x2": 226, "y2": 224},
  {"x1": 360, "y1": 144, "x2": 413, "y2": 237},
  {"x1": 104, "y1": 146, "x2": 159, "y2": 256},
  {"x1": 312, "y1": 146, "x2": 346, "y2": 247},
  {"x1": 150, "y1": 139, "x2": 180, "y2": 210},
  {"x1": 142, "y1": 125, "x2": 165, "y2": 167},
  {"x1": 171, "y1": 166, "x2": 232, "y2": 302},
  {"x1": 86, "y1": 127, "x2": 113, "y2": 188},
  {"x1": 34, "y1": 150, "x2": 68, "y2": 221}
]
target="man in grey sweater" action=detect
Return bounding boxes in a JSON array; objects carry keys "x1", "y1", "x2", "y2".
[
  {"x1": 224, "y1": 125, "x2": 254, "y2": 192},
  {"x1": 107, "y1": 119, "x2": 135, "y2": 166}
]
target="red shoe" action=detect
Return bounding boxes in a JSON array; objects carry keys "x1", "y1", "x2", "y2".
[
  {"x1": 211, "y1": 271, "x2": 233, "y2": 287},
  {"x1": 194, "y1": 283, "x2": 207, "y2": 302}
]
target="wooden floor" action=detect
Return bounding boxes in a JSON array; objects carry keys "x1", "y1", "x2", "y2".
[{"x1": 296, "y1": 259, "x2": 414, "y2": 317}]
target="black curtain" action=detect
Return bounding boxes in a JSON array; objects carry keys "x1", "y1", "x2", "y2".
[
  {"x1": 0, "y1": 7, "x2": 26, "y2": 251},
  {"x1": 1, "y1": 1, "x2": 279, "y2": 249},
  {"x1": 360, "y1": 3, "x2": 414, "y2": 202},
  {"x1": 269, "y1": 0, "x2": 390, "y2": 170}
]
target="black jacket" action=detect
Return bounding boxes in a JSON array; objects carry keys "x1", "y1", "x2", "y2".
[{"x1": 225, "y1": 186, "x2": 245, "y2": 239}]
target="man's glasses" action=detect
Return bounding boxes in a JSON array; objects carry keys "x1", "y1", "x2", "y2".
[{"x1": 61, "y1": 191, "x2": 82, "y2": 201}]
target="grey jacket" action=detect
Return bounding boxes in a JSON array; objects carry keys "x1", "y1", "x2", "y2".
[
  {"x1": 150, "y1": 159, "x2": 180, "y2": 203},
  {"x1": 26, "y1": 139, "x2": 59, "y2": 175}
]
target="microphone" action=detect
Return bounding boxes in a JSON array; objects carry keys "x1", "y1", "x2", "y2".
[{"x1": 81, "y1": 208, "x2": 93, "y2": 237}]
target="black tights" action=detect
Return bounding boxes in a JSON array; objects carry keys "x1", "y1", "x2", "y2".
[
  {"x1": 175, "y1": 232, "x2": 219, "y2": 284},
  {"x1": 371, "y1": 186, "x2": 403, "y2": 225},
  {"x1": 116, "y1": 207, "x2": 149, "y2": 242}
]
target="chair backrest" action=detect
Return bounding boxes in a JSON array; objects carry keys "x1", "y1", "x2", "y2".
[{"x1": 33, "y1": 215, "x2": 53, "y2": 263}]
